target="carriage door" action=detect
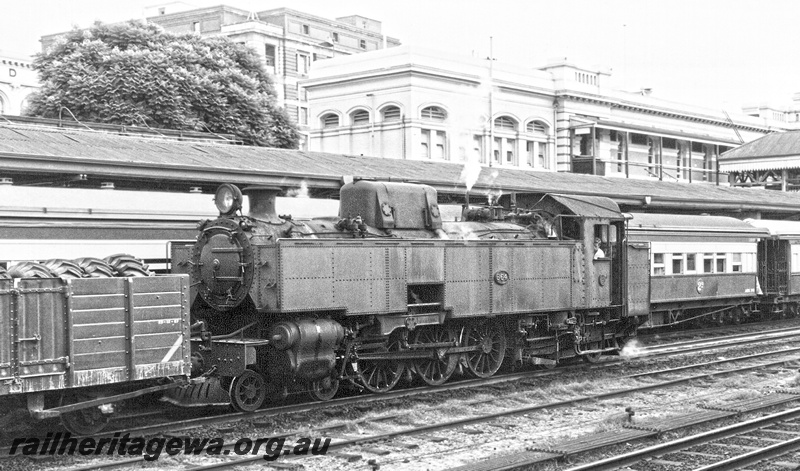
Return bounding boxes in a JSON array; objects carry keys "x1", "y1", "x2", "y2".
[
  {"x1": 592, "y1": 224, "x2": 612, "y2": 307},
  {"x1": 625, "y1": 241, "x2": 650, "y2": 316},
  {"x1": 759, "y1": 239, "x2": 788, "y2": 295}
]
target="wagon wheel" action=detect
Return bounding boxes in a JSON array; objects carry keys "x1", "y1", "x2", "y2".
[
  {"x1": 465, "y1": 324, "x2": 506, "y2": 378},
  {"x1": 412, "y1": 325, "x2": 459, "y2": 386},
  {"x1": 308, "y1": 376, "x2": 339, "y2": 402},
  {"x1": 709, "y1": 311, "x2": 725, "y2": 326},
  {"x1": 773, "y1": 304, "x2": 788, "y2": 320},
  {"x1": 730, "y1": 307, "x2": 744, "y2": 325},
  {"x1": 357, "y1": 336, "x2": 405, "y2": 393},
  {"x1": 60, "y1": 394, "x2": 110, "y2": 435},
  {"x1": 229, "y1": 370, "x2": 267, "y2": 412}
]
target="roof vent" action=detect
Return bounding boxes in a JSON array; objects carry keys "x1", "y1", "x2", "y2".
[{"x1": 0, "y1": 178, "x2": 12, "y2": 185}]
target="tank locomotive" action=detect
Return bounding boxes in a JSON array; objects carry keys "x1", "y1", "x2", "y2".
[{"x1": 172, "y1": 181, "x2": 638, "y2": 409}]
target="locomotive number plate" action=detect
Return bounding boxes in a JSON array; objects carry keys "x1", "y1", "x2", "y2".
[{"x1": 494, "y1": 270, "x2": 510, "y2": 285}]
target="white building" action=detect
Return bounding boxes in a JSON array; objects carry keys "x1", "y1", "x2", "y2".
[
  {"x1": 304, "y1": 46, "x2": 791, "y2": 184},
  {"x1": 0, "y1": 54, "x2": 38, "y2": 116}
]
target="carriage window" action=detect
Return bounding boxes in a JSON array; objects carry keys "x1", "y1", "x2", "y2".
[
  {"x1": 703, "y1": 254, "x2": 713, "y2": 273},
  {"x1": 672, "y1": 254, "x2": 683, "y2": 274},
  {"x1": 716, "y1": 253, "x2": 726, "y2": 273},
  {"x1": 687, "y1": 254, "x2": 696, "y2": 272},
  {"x1": 732, "y1": 253, "x2": 742, "y2": 272},
  {"x1": 653, "y1": 253, "x2": 665, "y2": 276}
]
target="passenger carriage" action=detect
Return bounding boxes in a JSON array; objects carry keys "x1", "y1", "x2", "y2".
[{"x1": 626, "y1": 213, "x2": 769, "y2": 327}]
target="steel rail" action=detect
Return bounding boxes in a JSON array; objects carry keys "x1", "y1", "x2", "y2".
[
  {"x1": 46, "y1": 349, "x2": 800, "y2": 471},
  {"x1": 184, "y1": 354, "x2": 800, "y2": 470},
  {"x1": 8, "y1": 326, "x2": 796, "y2": 450},
  {"x1": 637, "y1": 327, "x2": 800, "y2": 355},
  {"x1": 694, "y1": 434, "x2": 800, "y2": 471},
  {"x1": 564, "y1": 407, "x2": 800, "y2": 471},
  {"x1": 101, "y1": 337, "x2": 800, "y2": 441}
]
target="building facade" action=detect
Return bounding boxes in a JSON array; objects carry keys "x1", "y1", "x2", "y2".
[
  {"x1": 304, "y1": 46, "x2": 793, "y2": 185},
  {"x1": 0, "y1": 54, "x2": 38, "y2": 116},
  {"x1": 144, "y1": 4, "x2": 400, "y2": 149}
]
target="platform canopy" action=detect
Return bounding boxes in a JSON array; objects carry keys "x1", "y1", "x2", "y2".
[
  {"x1": 720, "y1": 130, "x2": 800, "y2": 172},
  {"x1": 4, "y1": 121, "x2": 800, "y2": 218}
]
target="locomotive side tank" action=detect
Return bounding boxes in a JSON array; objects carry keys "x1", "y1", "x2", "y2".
[{"x1": 172, "y1": 180, "x2": 637, "y2": 409}]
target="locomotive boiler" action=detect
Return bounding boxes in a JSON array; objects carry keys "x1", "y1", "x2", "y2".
[{"x1": 171, "y1": 180, "x2": 638, "y2": 410}]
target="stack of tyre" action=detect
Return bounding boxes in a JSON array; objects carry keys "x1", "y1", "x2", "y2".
[{"x1": 1, "y1": 254, "x2": 153, "y2": 279}]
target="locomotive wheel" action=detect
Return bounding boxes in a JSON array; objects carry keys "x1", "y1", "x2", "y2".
[
  {"x1": 308, "y1": 376, "x2": 339, "y2": 402},
  {"x1": 60, "y1": 394, "x2": 110, "y2": 435},
  {"x1": 581, "y1": 342, "x2": 603, "y2": 363},
  {"x1": 412, "y1": 325, "x2": 459, "y2": 386},
  {"x1": 357, "y1": 337, "x2": 405, "y2": 393},
  {"x1": 465, "y1": 324, "x2": 506, "y2": 378},
  {"x1": 229, "y1": 370, "x2": 267, "y2": 412}
]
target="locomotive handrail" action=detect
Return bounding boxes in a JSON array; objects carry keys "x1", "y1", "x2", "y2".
[{"x1": 211, "y1": 321, "x2": 259, "y2": 340}]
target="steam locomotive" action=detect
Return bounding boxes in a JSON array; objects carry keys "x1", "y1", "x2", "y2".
[
  {"x1": 4, "y1": 179, "x2": 795, "y2": 431},
  {"x1": 170, "y1": 180, "x2": 781, "y2": 411}
]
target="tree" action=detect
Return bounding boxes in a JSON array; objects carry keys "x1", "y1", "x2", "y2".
[{"x1": 26, "y1": 21, "x2": 299, "y2": 148}]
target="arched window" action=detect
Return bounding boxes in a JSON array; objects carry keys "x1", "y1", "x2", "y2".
[
  {"x1": 351, "y1": 109, "x2": 370, "y2": 125},
  {"x1": 526, "y1": 121, "x2": 547, "y2": 135},
  {"x1": 382, "y1": 106, "x2": 401, "y2": 122},
  {"x1": 320, "y1": 113, "x2": 340, "y2": 128},
  {"x1": 494, "y1": 116, "x2": 517, "y2": 131},
  {"x1": 421, "y1": 106, "x2": 446, "y2": 121}
]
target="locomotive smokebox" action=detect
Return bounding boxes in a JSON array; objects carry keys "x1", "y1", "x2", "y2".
[{"x1": 242, "y1": 186, "x2": 283, "y2": 224}]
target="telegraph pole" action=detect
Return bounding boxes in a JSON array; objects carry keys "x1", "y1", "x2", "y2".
[{"x1": 488, "y1": 36, "x2": 494, "y2": 168}]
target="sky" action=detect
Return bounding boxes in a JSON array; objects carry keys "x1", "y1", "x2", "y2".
[{"x1": 1, "y1": 0, "x2": 799, "y2": 112}]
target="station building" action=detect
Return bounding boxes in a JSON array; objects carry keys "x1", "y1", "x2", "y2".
[
  {"x1": 0, "y1": 54, "x2": 38, "y2": 116},
  {"x1": 303, "y1": 46, "x2": 797, "y2": 185}
]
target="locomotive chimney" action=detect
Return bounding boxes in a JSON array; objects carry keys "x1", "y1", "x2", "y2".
[{"x1": 242, "y1": 186, "x2": 283, "y2": 223}]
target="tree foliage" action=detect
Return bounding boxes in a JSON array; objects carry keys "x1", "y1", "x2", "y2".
[{"x1": 26, "y1": 21, "x2": 299, "y2": 148}]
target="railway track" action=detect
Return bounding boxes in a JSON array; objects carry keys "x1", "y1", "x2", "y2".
[
  {"x1": 175, "y1": 346, "x2": 800, "y2": 470},
  {"x1": 562, "y1": 406, "x2": 800, "y2": 471},
  {"x1": 37, "y1": 324, "x2": 800, "y2": 445},
  {"x1": 12, "y1": 328, "x2": 800, "y2": 471}
]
